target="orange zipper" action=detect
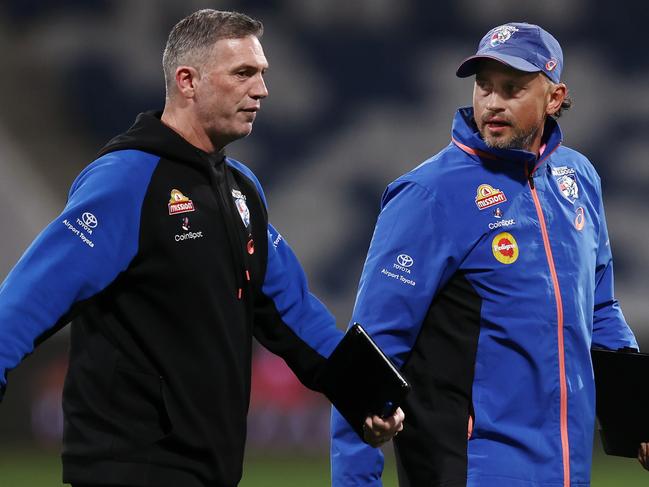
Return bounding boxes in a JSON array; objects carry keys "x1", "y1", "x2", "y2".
[
  {"x1": 452, "y1": 135, "x2": 569, "y2": 482},
  {"x1": 527, "y1": 167, "x2": 570, "y2": 487}
]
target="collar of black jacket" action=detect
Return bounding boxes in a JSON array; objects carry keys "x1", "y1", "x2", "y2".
[{"x1": 96, "y1": 110, "x2": 225, "y2": 170}]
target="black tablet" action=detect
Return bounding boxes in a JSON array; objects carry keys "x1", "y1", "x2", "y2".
[
  {"x1": 592, "y1": 348, "x2": 649, "y2": 457},
  {"x1": 319, "y1": 323, "x2": 411, "y2": 441}
]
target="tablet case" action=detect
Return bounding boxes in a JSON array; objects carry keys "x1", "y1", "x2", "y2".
[
  {"x1": 319, "y1": 323, "x2": 410, "y2": 441},
  {"x1": 592, "y1": 348, "x2": 649, "y2": 457}
]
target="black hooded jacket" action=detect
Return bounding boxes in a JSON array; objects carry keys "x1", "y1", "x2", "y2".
[{"x1": 1, "y1": 112, "x2": 341, "y2": 487}]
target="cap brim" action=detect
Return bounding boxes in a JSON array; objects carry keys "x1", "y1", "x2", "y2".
[{"x1": 456, "y1": 53, "x2": 541, "y2": 78}]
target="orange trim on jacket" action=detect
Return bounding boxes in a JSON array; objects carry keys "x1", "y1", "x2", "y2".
[{"x1": 527, "y1": 164, "x2": 570, "y2": 487}]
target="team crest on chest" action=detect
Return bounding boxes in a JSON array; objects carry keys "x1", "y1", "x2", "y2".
[
  {"x1": 552, "y1": 166, "x2": 579, "y2": 203},
  {"x1": 231, "y1": 189, "x2": 250, "y2": 228}
]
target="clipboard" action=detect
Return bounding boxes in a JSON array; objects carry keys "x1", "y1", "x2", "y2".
[
  {"x1": 592, "y1": 348, "x2": 649, "y2": 457},
  {"x1": 319, "y1": 323, "x2": 411, "y2": 441}
]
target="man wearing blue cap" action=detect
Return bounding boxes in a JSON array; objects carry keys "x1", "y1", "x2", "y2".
[{"x1": 330, "y1": 22, "x2": 638, "y2": 486}]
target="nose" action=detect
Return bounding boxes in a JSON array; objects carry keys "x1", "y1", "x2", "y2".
[
  {"x1": 485, "y1": 91, "x2": 504, "y2": 112},
  {"x1": 251, "y1": 73, "x2": 268, "y2": 100}
]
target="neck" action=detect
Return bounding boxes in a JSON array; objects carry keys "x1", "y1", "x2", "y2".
[
  {"x1": 161, "y1": 102, "x2": 221, "y2": 153},
  {"x1": 528, "y1": 124, "x2": 545, "y2": 157}
]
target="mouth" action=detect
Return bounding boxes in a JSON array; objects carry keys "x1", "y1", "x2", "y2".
[
  {"x1": 239, "y1": 106, "x2": 260, "y2": 122},
  {"x1": 238, "y1": 108, "x2": 259, "y2": 123},
  {"x1": 483, "y1": 117, "x2": 510, "y2": 127},
  {"x1": 482, "y1": 117, "x2": 511, "y2": 134}
]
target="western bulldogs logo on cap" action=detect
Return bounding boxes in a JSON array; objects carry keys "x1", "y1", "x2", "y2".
[
  {"x1": 456, "y1": 22, "x2": 564, "y2": 84},
  {"x1": 489, "y1": 25, "x2": 519, "y2": 47}
]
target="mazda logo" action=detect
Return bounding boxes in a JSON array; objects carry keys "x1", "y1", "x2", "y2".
[
  {"x1": 82, "y1": 212, "x2": 98, "y2": 229},
  {"x1": 397, "y1": 254, "x2": 413, "y2": 267}
]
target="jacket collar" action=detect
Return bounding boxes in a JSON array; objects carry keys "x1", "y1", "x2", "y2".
[
  {"x1": 451, "y1": 106, "x2": 563, "y2": 169},
  {"x1": 96, "y1": 111, "x2": 226, "y2": 171}
]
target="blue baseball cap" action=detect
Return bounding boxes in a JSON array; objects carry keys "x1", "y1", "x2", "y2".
[{"x1": 456, "y1": 22, "x2": 563, "y2": 83}]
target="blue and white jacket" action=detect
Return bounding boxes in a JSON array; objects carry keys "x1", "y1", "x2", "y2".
[
  {"x1": 0, "y1": 112, "x2": 342, "y2": 487},
  {"x1": 331, "y1": 107, "x2": 637, "y2": 487}
]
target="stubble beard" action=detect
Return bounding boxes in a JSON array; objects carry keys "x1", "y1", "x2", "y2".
[{"x1": 482, "y1": 122, "x2": 542, "y2": 152}]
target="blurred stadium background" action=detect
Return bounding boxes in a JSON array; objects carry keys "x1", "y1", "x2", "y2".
[{"x1": 1, "y1": 0, "x2": 647, "y2": 485}]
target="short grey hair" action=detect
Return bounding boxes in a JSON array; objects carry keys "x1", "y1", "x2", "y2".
[{"x1": 162, "y1": 9, "x2": 263, "y2": 98}]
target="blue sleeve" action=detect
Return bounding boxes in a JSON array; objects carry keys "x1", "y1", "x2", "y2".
[
  {"x1": 331, "y1": 180, "x2": 464, "y2": 486},
  {"x1": 0, "y1": 150, "x2": 158, "y2": 397},
  {"x1": 261, "y1": 224, "x2": 342, "y2": 357},
  {"x1": 591, "y1": 190, "x2": 638, "y2": 350},
  {"x1": 227, "y1": 158, "x2": 342, "y2": 383}
]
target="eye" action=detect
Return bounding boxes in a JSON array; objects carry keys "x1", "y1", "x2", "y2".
[
  {"x1": 505, "y1": 83, "x2": 523, "y2": 96},
  {"x1": 233, "y1": 66, "x2": 257, "y2": 79},
  {"x1": 475, "y1": 79, "x2": 490, "y2": 93}
]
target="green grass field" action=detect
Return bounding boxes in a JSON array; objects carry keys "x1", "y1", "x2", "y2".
[{"x1": 0, "y1": 444, "x2": 646, "y2": 486}]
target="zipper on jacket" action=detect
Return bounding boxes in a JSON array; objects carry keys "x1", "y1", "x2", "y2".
[
  {"x1": 223, "y1": 165, "x2": 254, "y2": 301},
  {"x1": 526, "y1": 164, "x2": 570, "y2": 487},
  {"x1": 204, "y1": 152, "x2": 250, "y2": 300}
]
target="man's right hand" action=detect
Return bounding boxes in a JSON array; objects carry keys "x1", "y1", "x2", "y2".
[
  {"x1": 638, "y1": 443, "x2": 649, "y2": 471},
  {"x1": 362, "y1": 407, "x2": 405, "y2": 448}
]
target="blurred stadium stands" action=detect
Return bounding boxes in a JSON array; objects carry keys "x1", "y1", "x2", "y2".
[{"x1": 1, "y1": 0, "x2": 647, "y2": 464}]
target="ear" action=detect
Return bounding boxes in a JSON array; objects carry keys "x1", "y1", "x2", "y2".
[
  {"x1": 174, "y1": 65, "x2": 200, "y2": 99},
  {"x1": 546, "y1": 82, "x2": 567, "y2": 116}
]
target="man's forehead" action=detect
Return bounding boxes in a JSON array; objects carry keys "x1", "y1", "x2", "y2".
[{"x1": 211, "y1": 36, "x2": 268, "y2": 66}]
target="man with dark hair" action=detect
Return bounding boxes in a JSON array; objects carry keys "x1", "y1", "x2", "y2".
[
  {"x1": 0, "y1": 9, "x2": 402, "y2": 487},
  {"x1": 330, "y1": 22, "x2": 637, "y2": 487}
]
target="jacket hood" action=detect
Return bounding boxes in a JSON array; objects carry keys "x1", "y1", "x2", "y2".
[
  {"x1": 97, "y1": 110, "x2": 225, "y2": 167},
  {"x1": 451, "y1": 106, "x2": 563, "y2": 165}
]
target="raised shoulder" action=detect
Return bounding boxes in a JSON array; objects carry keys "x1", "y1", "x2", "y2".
[
  {"x1": 386, "y1": 143, "x2": 485, "y2": 212},
  {"x1": 70, "y1": 149, "x2": 160, "y2": 200}
]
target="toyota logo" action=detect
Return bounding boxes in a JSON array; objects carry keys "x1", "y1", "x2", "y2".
[
  {"x1": 82, "y1": 212, "x2": 98, "y2": 229},
  {"x1": 397, "y1": 254, "x2": 414, "y2": 267}
]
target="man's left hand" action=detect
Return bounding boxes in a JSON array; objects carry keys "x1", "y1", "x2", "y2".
[{"x1": 362, "y1": 407, "x2": 405, "y2": 447}]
